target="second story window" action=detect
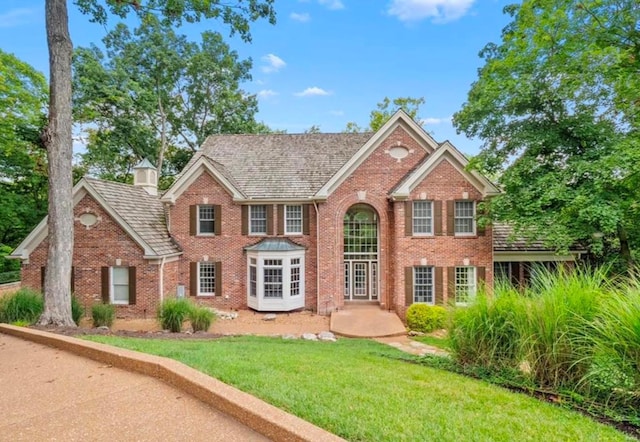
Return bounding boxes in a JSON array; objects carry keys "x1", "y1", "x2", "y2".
[
  {"x1": 412, "y1": 201, "x2": 433, "y2": 235},
  {"x1": 454, "y1": 201, "x2": 475, "y2": 235},
  {"x1": 285, "y1": 205, "x2": 303, "y2": 235},
  {"x1": 250, "y1": 205, "x2": 267, "y2": 235},
  {"x1": 198, "y1": 205, "x2": 215, "y2": 234}
]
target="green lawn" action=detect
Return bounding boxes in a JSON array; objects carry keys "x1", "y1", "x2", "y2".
[
  {"x1": 86, "y1": 336, "x2": 631, "y2": 441},
  {"x1": 411, "y1": 334, "x2": 451, "y2": 350}
]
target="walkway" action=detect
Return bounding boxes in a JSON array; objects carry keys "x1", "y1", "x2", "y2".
[
  {"x1": 330, "y1": 304, "x2": 406, "y2": 338},
  {"x1": 0, "y1": 333, "x2": 267, "y2": 441}
]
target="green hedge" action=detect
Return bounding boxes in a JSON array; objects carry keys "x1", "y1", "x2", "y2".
[{"x1": 0, "y1": 270, "x2": 20, "y2": 284}]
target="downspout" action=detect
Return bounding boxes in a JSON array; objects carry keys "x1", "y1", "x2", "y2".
[
  {"x1": 313, "y1": 201, "x2": 321, "y2": 314},
  {"x1": 159, "y1": 256, "x2": 166, "y2": 304}
]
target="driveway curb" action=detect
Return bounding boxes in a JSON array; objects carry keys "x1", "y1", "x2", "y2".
[{"x1": 0, "y1": 324, "x2": 344, "y2": 442}]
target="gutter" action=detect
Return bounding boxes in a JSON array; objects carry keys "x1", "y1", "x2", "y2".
[{"x1": 313, "y1": 201, "x2": 321, "y2": 315}]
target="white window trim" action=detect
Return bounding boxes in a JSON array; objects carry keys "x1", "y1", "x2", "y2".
[
  {"x1": 454, "y1": 200, "x2": 476, "y2": 237},
  {"x1": 412, "y1": 201, "x2": 433, "y2": 236},
  {"x1": 455, "y1": 266, "x2": 477, "y2": 306},
  {"x1": 249, "y1": 205, "x2": 267, "y2": 235},
  {"x1": 413, "y1": 266, "x2": 435, "y2": 305},
  {"x1": 198, "y1": 262, "x2": 216, "y2": 296},
  {"x1": 110, "y1": 266, "x2": 129, "y2": 305},
  {"x1": 246, "y1": 250, "x2": 305, "y2": 311},
  {"x1": 284, "y1": 205, "x2": 303, "y2": 235},
  {"x1": 197, "y1": 205, "x2": 215, "y2": 236}
]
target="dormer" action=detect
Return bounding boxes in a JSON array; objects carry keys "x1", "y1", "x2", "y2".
[{"x1": 133, "y1": 158, "x2": 158, "y2": 196}]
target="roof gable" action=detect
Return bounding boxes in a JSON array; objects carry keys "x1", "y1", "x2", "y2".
[
  {"x1": 11, "y1": 178, "x2": 181, "y2": 260},
  {"x1": 315, "y1": 110, "x2": 439, "y2": 198},
  {"x1": 391, "y1": 140, "x2": 500, "y2": 200}
]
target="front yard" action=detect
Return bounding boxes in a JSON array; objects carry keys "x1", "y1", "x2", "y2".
[{"x1": 86, "y1": 335, "x2": 632, "y2": 441}]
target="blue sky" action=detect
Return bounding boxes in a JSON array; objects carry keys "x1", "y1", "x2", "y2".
[{"x1": 0, "y1": 0, "x2": 514, "y2": 156}]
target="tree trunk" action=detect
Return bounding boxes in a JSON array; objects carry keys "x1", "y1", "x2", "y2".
[
  {"x1": 39, "y1": 0, "x2": 75, "y2": 326},
  {"x1": 617, "y1": 223, "x2": 635, "y2": 273}
]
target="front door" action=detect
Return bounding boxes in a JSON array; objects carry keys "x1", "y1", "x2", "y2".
[
  {"x1": 352, "y1": 262, "x2": 369, "y2": 300},
  {"x1": 343, "y1": 204, "x2": 379, "y2": 301}
]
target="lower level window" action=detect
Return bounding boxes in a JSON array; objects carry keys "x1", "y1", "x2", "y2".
[
  {"x1": 111, "y1": 267, "x2": 129, "y2": 304},
  {"x1": 263, "y1": 259, "x2": 283, "y2": 298},
  {"x1": 414, "y1": 266, "x2": 434, "y2": 304},
  {"x1": 199, "y1": 262, "x2": 216, "y2": 295},
  {"x1": 290, "y1": 258, "x2": 301, "y2": 296},
  {"x1": 455, "y1": 266, "x2": 476, "y2": 305},
  {"x1": 249, "y1": 258, "x2": 257, "y2": 297}
]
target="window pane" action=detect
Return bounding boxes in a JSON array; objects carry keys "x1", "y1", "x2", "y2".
[
  {"x1": 290, "y1": 262, "x2": 300, "y2": 296},
  {"x1": 112, "y1": 267, "x2": 129, "y2": 303},
  {"x1": 249, "y1": 264, "x2": 257, "y2": 297},
  {"x1": 454, "y1": 201, "x2": 474, "y2": 234},
  {"x1": 414, "y1": 266, "x2": 434, "y2": 304},
  {"x1": 455, "y1": 267, "x2": 476, "y2": 304},
  {"x1": 413, "y1": 201, "x2": 433, "y2": 234},
  {"x1": 199, "y1": 262, "x2": 216, "y2": 295},
  {"x1": 250, "y1": 205, "x2": 267, "y2": 234},
  {"x1": 285, "y1": 205, "x2": 302, "y2": 234},
  {"x1": 199, "y1": 205, "x2": 215, "y2": 234}
]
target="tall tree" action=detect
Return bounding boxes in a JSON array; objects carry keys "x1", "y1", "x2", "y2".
[
  {"x1": 40, "y1": 0, "x2": 276, "y2": 326},
  {"x1": 74, "y1": 15, "x2": 265, "y2": 183},
  {"x1": 453, "y1": 0, "x2": 640, "y2": 270},
  {"x1": 345, "y1": 96, "x2": 425, "y2": 132}
]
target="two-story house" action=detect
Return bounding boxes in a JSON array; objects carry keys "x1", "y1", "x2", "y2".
[{"x1": 10, "y1": 111, "x2": 578, "y2": 319}]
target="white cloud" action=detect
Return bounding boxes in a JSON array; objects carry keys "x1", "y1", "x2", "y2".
[
  {"x1": 421, "y1": 116, "x2": 452, "y2": 125},
  {"x1": 260, "y1": 54, "x2": 286, "y2": 74},
  {"x1": 290, "y1": 12, "x2": 311, "y2": 22},
  {"x1": 257, "y1": 89, "x2": 278, "y2": 98},
  {"x1": 388, "y1": 0, "x2": 474, "y2": 23},
  {"x1": 0, "y1": 8, "x2": 37, "y2": 28},
  {"x1": 294, "y1": 87, "x2": 331, "y2": 97},
  {"x1": 318, "y1": 0, "x2": 345, "y2": 10}
]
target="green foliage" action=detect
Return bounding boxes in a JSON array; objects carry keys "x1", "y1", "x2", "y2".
[
  {"x1": 0, "y1": 289, "x2": 44, "y2": 324},
  {"x1": 0, "y1": 271, "x2": 20, "y2": 284},
  {"x1": 73, "y1": 14, "x2": 269, "y2": 184},
  {"x1": 188, "y1": 305, "x2": 215, "y2": 332},
  {"x1": 157, "y1": 298, "x2": 192, "y2": 332},
  {"x1": 453, "y1": 1, "x2": 640, "y2": 269},
  {"x1": 344, "y1": 96, "x2": 425, "y2": 132},
  {"x1": 86, "y1": 335, "x2": 630, "y2": 441},
  {"x1": 406, "y1": 304, "x2": 447, "y2": 333},
  {"x1": 71, "y1": 295, "x2": 84, "y2": 326},
  {"x1": 91, "y1": 303, "x2": 115, "y2": 328},
  {"x1": 449, "y1": 284, "x2": 524, "y2": 370}
]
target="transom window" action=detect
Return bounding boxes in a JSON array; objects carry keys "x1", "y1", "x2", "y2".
[
  {"x1": 111, "y1": 267, "x2": 129, "y2": 304},
  {"x1": 455, "y1": 266, "x2": 476, "y2": 305},
  {"x1": 250, "y1": 205, "x2": 267, "y2": 235},
  {"x1": 263, "y1": 259, "x2": 283, "y2": 298},
  {"x1": 198, "y1": 205, "x2": 215, "y2": 234},
  {"x1": 285, "y1": 205, "x2": 303, "y2": 235},
  {"x1": 455, "y1": 201, "x2": 475, "y2": 235},
  {"x1": 413, "y1": 201, "x2": 433, "y2": 235},
  {"x1": 414, "y1": 266, "x2": 434, "y2": 304},
  {"x1": 198, "y1": 262, "x2": 216, "y2": 295}
]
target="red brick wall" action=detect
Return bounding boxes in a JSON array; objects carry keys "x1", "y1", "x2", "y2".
[
  {"x1": 169, "y1": 172, "x2": 318, "y2": 311},
  {"x1": 22, "y1": 194, "x2": 162, "y2": 318}
]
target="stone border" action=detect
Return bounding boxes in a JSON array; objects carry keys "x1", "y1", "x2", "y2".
[{"x1": 0, "y1": 324, "x2": 344, "y2": 442}]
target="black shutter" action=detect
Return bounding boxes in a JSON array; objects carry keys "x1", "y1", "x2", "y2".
[
  {"x1": 302, "y1": 205, "x2": 310, "y2": 235},
  {"x1": 214, "y1": 204, "x2": 221, "y2": 236},
  {"x1": 404, "y1": 201, "x2": 413, "y2": 236},
  {"x1": 215, "y1": 262, "x2": 222, "y2": 297},
  {"x1": 190, "y1": 262, "x2": 198, "y2": 296},
  {"x1": 266, "y1": 205, "x2": 274, "y2": 235},
  {"x1": 128, "y1": 267, "x2": 137, "y2": 305},
  {"x1": 101, "y1": 267, "x2": 110, "y2": 303},
  {"x1": 277, "y1": 205, "x2": 284, "y2": 235},
  {"x1": 190, "y1": 205, "x2": 197, "y2": 236},
  {"x1": 241, "y1": 206, "x2": 248, "y2": 235},
  {"x1": 434, "y1": 201, "x2": 443, "y2": 236},
  {"x1": 404, "y1": 267, "x2": 413, "y2": 306},
  {"x1": 447, "y1": 201, "x2": 455, "y2": 236},
  {"x1": 435, "y1": 267, "x2": 443, "y2": 305},
  {"x1": 447, "y1": 266, "x2": 456, "y2": 305}
]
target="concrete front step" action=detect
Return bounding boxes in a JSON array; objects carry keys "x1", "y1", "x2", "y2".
[{"x1": 330, "y1": 306, "x2": 406, "y2": 338}]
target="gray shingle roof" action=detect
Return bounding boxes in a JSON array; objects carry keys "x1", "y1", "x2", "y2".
[
  {"x1": 196, "y1": 132, "x2": 374, "y2": 199},
  {"x1": 493, "y1": 223, "x2": 551, "y2": 252},
  {"x1": 85, "y1": 178, "x2": 182, "y2": 257},
  {"x1": 244, "y1": 238, "x2": 307, "y2": 252}
]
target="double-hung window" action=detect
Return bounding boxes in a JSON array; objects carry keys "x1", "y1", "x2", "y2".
[
  {"x1": 285, "y1": 205, "x2": 303, "y2": 235},
  {"x1": 263, "y1": 259, "x2": 283, "y2": 298},
  {"x1": 111, "y1": 267, "x2": 130, "y2": 304},
  {"x1": 413, "y1": 266, "x2": 434, "y2": 304},
  {"x1": 455, "y1": 266, "x2": 476, "y2": 305},
  {"x1": 198, "y1": 205, "x2": 215, "y2": 234},
  {"x1": 454, "y1": 201, "x2": 475, "y2": 235},
  {"x1": 413, "y1": 201, "x2": 433, "y2": 235},
  {"x1": 198, "y1": 262, "x2": 216, "y2": 296},
  {"x1": 250, "y1": 205, "x2": 267, "y2": 235}
]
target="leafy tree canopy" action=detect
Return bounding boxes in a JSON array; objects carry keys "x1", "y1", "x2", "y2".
[
  {"x1": 345, "y1": 96, "x2": 425, "y2": 132},
  {"x1": 453, "y1": 0, "x2": 640, "y2": 269},
  {"x1": 73, "y1": 14, "x2": 270, "y2": 186}
]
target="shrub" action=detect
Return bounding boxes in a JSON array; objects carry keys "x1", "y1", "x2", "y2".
[
  {"x1": 406, "y1": 304, "x2": 447, "y2": 333},
  {"x1": 92, "y1": 303, "x2": 115, "y2": 328},
  {"x1": 449, "y1": 283, "x2": 525, "y2": 370},
  {"x1": 189, "y1": 306, "x2": 216, "y2": 332},
  {"x1": 157, "y1": 298, "x2": 192, "y2": 332},
  {"x1": 71, "y1": 295, "x2": 84, "y2": 325},
  {"x1": 0, "y1": 270, "x2": 20, "y2": 284},
  {"x1": 0, "y1": 288, "x2": 43, "y2": 324}
]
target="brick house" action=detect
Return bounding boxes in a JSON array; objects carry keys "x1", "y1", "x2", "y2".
[{"x1": 10, "y1": 111, "x2": 578, "y2": 319}]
